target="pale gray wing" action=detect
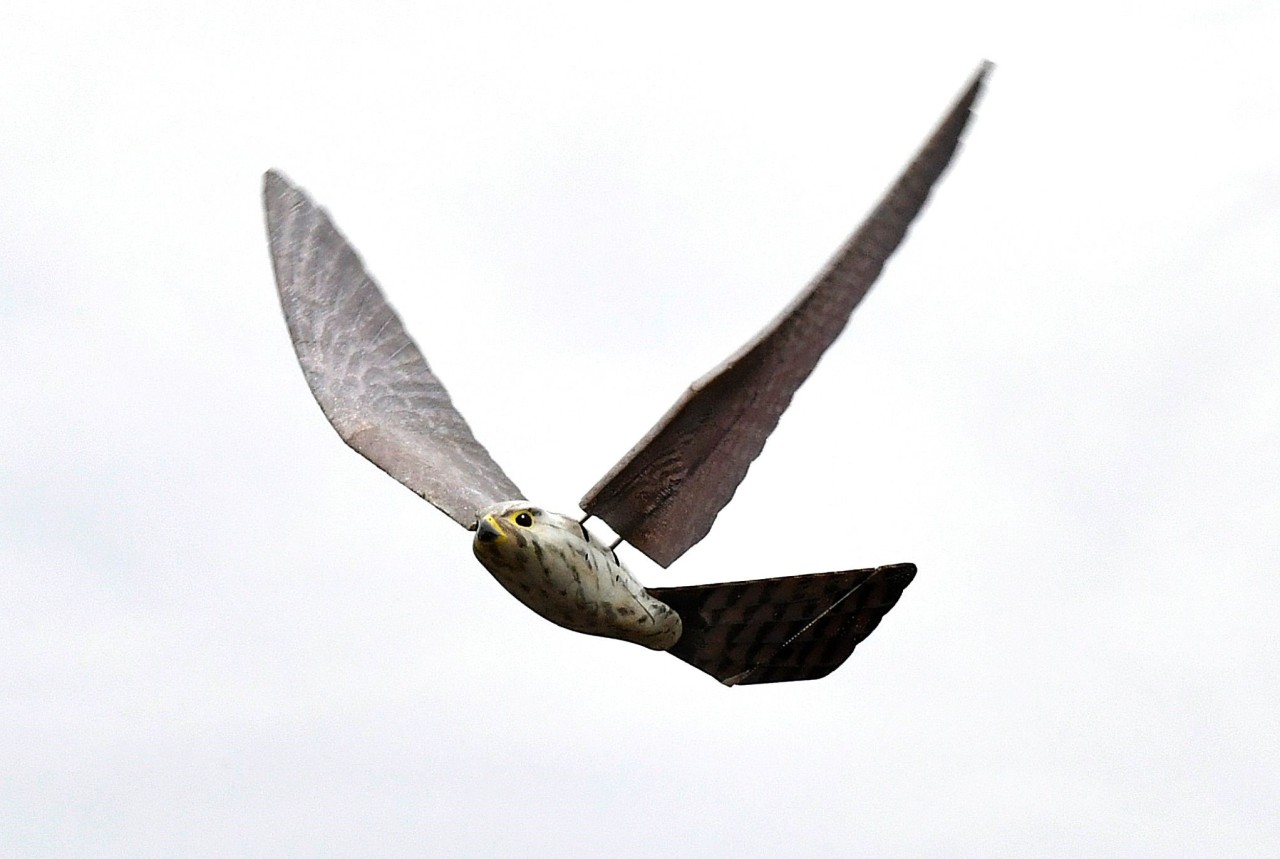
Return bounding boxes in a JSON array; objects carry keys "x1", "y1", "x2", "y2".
[
  {"x1": 581, "y1": 63, "x2": 990, "y2": 567},
  {"x1": 263, "y1": 170, "x2": 524, "y2": 527}
]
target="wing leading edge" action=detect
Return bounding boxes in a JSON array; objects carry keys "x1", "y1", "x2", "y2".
[
  {"x1": 581, "y1": 63, "x2": 991, "y2": 567},
  {"x1": 263, "y1": 171, "x2": 524, "y2": 527}
]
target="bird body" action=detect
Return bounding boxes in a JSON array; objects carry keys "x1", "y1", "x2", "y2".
[
  {"x1": 472, "y1": 501, "x2": 682, "y2": 650},
  {"x1": 262, "y1": 63, "x2": 990, "y2": 684}
]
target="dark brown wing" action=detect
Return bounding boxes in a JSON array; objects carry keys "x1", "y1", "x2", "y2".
[
  {"x1": 263, "y1": 171, "x2": 524, "y2": 527},
  {"x1": 649, "y1": 563, "x2": 915, "y2": 685},
  {"x1": 581, "y1": 63, "x2": 990, "y2": 567}
]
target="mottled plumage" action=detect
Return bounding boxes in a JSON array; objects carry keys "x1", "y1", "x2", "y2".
[
  {"x1": 473, "y1": 501, "x2": 681, "y2": 649},
  {"x1": 263, "y1": 64, "x2": 990, "y2": 685}
]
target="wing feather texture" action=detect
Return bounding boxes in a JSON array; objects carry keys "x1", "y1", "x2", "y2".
[
  {"x1": 263, "y1": 172, "x2": 524, "y2": 527},
  {"x1": 581, "y1": 63, "x2": 990, "y2": 567},
  {"x1": 649, "y1": 564, "x2": 916, "y2": 685}
]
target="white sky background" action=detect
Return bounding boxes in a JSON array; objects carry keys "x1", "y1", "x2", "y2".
[{"x1": 2, "y1": 0, "x2": 1278, "y2": 855}]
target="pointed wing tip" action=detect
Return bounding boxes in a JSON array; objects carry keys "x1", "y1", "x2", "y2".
[
  {"x1": 957, "y1": 62, "x2": 994, "y2": 121},
  {"x1": 262, "y1": 169, "x2": 308, "y2": 220},
  {"x1": 262, "y1": 167, "x2": 290, "y2": 192},
  {"x1": 954, "y1": 61, "x2": 994, "y2": 118},
  {"x1": 966, "y1": 60, "x2": 994, "y2": 94}
]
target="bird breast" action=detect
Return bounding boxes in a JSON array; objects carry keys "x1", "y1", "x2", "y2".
[{"x1": 472, "y1": 507, "x2": 681, "y2": 651}]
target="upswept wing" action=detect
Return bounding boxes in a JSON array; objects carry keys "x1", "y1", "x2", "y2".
[
  {"x1": 263, "y1": 171, "x2": 523, "y2": 527},
  {"x1": 581, "y1": 64, "x2": 990, "y2": 567},
  {"x1": 649, "y1": 563, "x2": 916, "y2": 685}
]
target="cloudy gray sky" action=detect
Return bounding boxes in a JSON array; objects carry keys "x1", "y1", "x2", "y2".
[{"x1": 3, "y1": 1, "x2": 1277, "y2": 855}]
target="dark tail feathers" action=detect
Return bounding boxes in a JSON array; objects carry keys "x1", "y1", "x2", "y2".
[{"x1": 649, "y1": 563, "x2": 916, "y2": 685}]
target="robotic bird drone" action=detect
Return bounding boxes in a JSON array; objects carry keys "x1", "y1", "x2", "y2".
[{"x1": 264, "y1": 64, "x2": 989, "y2": 685}]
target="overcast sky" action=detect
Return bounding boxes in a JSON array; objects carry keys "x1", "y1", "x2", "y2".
[{"x1": 3, "y1": 1, "x2": 1278, "y2": 856}]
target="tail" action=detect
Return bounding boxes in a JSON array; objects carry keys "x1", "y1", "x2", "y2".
[{"x1": 648, "y1": 563, "x2": 916, "y2": 686}]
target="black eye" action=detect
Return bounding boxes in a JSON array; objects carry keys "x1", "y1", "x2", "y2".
[{"x1": 515, "y1": 512, "x2": 533, "y2": 527}]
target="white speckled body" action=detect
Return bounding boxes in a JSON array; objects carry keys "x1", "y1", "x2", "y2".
[{"x1": 472, "y1": 501, "x2": 682, "y2": 650}]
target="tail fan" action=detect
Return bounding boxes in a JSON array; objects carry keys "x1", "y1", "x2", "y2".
[{"x1": 648, "y1": 563, "x2": 916, "y2": 686}]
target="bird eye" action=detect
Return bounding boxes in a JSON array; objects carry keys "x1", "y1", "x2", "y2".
[{"x1": 514, "y1": 511, "x2": 533, "y2": 527}]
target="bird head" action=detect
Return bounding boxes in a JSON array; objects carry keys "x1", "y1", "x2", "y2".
[
  {"x1": 471, "y1": 501, "x2": 592, "y2": 564},
  {"x1": 473, "y1": 500, "x2": 539, "y2": 546}
]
